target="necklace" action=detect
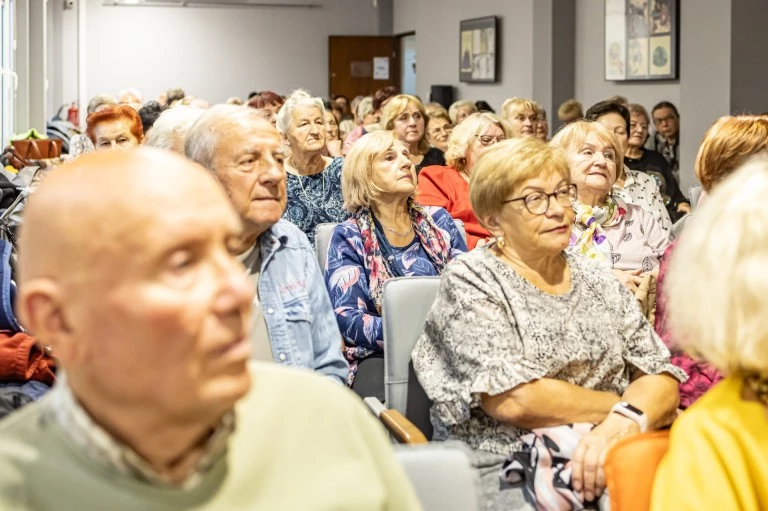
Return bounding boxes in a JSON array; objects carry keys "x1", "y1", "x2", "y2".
[
  {"x1": 290, "y1": 156, "x2": 325, "y2": 201},
  {"x1": 380, "y1": 223, "x2": 413, "y2": 238}
]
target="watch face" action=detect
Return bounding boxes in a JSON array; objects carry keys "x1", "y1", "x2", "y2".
[{"x1": 622, "y1": 401, "x2": 644, "y2": 415}]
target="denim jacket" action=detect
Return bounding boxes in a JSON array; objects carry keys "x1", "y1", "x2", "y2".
[{"x1": 256, "y1": 220, "x2": 349, "y2": 384}]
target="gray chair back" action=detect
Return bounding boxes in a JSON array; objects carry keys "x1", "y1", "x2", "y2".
[
  {"x1": 382, "y1": 277, "x2": 441, "y2": 416},
  {"x1": 689, "y1": 185, "x2": 703, "y2": 210},
  {"x1": 314, "y1": 222, "x2": 339, "y2": 271},
  {"x1": 395, "y1": 443, "x2": 481, "y2": 511},
  {"x1": 453, "y1": 219, "x2": 466, "y2": 245}
]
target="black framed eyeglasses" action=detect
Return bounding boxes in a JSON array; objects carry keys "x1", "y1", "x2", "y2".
[{"x1": 504, "y1": 184, "x2": 578, "y2": 215}]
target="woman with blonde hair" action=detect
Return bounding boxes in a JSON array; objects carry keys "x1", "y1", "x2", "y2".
[
  {"x1": 652, "y1": 157, "x2": 768, "y2": 508},
  {"x1": 501, "y1": 96, "x2": 539, "y2": 137},
  {"x1": 654, "y1": 114, "x2": 768, "y2": 408},
  {"x1": 417, "y1": 112, "x2": 511, "y2": 249},
  {"x1": 413, "y1": 137, "x2": 683, "y2": 509},
  {"x1": 324, "y1": 130, "x2": 466, "y2": 394},
  {"x1": 550, "y1": 121, "x2": 669, "y2": 291},
  {"x1": 380, "y1": 94, "x2": 445, "y2": 173},
  {"x1": 277, "y1": 90, "x2": 349, "y2": 244}
]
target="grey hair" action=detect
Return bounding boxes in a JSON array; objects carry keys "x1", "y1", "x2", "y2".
[
  {"x1": 184, "y1": 104, "x2": 264, "y2": 171},
  {"x1": 145, "y1": 106, "x2": 205, "y2": 153},
  {"x1": 448, "y1": 100, "x2": 477, "y2": 124},
  {"x1": 87, "y1": 94, "x2": 117, "y2": 115},
  {"x1": 356, "y1": 96, "x2": 374, "y2": 120},
  {"x1": 275, "y1": 89, "x2": 325, "y2": 134}
]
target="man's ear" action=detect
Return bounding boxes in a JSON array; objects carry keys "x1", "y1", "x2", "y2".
[{"x1": 18, "y1": 279, "x2": 87, "y2": 366}]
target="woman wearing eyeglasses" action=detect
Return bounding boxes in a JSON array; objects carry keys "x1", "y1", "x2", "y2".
[
  {"x1": 417, "y1": 112, "x2": 511, "y2": 249},
  {"x1": 413, "y1": 137, "x2": 684, "y2": 510},
  {"x1": 550, "y1": 121, "x2": 670, "y2": 292}
]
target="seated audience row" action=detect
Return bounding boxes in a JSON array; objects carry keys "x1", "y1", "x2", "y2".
[{"x1": 0, "y1": 148, "x2": 419, "y2": 509}]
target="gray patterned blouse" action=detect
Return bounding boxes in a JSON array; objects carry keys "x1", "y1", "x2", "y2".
[{"x1": 412, "y1": 248, "x2": 686, "y2": 456}]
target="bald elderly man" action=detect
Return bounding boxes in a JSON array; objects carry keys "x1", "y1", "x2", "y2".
[
  {"x1": 184, "y1": 106, "x2": 348, "y2": 383},
  {"x1": 0, "y1": 149, "x2": 420, "y2": 510}
]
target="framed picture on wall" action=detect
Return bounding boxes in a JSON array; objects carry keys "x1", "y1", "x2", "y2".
[
  {"x1": 459, "y1": 16, "x2": 498, "y2": 83},
  {"x1": 604, "y1": 0, "x2": 678, "y2": 81}
]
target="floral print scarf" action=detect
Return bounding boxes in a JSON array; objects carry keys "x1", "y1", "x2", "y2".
[
  {"x1": 569, "y1": 195, "x2": 627, "y2": 266},
  {"x1": 355, "y1": 199, "x2": 451, "y2": 314}
]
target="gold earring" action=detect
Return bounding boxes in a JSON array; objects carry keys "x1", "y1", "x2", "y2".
[{"x1": 496, "y1": 236, "x2": 505, "y2": 249}]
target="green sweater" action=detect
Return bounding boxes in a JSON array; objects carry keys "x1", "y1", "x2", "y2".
[{"x1": 0, "y1": 363, "x2": 422, "y2": 510}]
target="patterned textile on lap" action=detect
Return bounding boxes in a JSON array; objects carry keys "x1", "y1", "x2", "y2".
[{"x1": 502, "y1": 423, "x2": 610, "y2": 511}]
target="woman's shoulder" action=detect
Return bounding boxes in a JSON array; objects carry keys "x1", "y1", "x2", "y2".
[
  {"x1": 423, "y1": 205, "x2": 452, "y2": 222},
  {"x1": 331, "y1": 217, "x2": 361, "y2": 238},
  {"x1": 418, "y1": 164, "x2": 455, "y2": 178},
  {"x1": 628, "y1": 169, "x2": 658, "y2": 188},
  {"x1": 327, "y1": 156, "x2": 344, "y2": 173}
]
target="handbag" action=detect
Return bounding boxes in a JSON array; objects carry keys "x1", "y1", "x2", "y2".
[{"x1": 8, "y1": 139, "x2": 62, "y2": 169}]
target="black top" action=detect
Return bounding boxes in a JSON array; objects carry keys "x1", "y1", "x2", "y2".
[
  {"x1": 625, "y1": 148, "x2": 689, "y2": 222},
  {"x1": 416, "y1": 147, "x2": 446, "y2": 174}
]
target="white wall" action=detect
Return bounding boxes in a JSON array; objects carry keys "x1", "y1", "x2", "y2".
[
  {"x1": 394, "y1": 0, "x2": 535, "y2": 112},
  {"x1": 574, "y1": 0, "x2": 680, "y2": 117},
  {"x1": 60, "y1": 0, "x2": 380, "y2": 106},
  {"x1": 574, "y1": 0, "x2": 732, "y2": 192}
]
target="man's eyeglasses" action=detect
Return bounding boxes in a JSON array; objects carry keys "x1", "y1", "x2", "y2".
[
  {"x1": 504, "y1": 184, "x2": 578, "y2": 215},
  {"x1": 475, "y1": 134, "x2": 506, "y2": 147},
  {"x1": 653, "y1": 115, "x2": 676, "y2": 125}
]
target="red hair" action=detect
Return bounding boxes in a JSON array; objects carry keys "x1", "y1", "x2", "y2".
[
  {"x1": 86, "y1": 105, "x2": 144, "y2": 144},
  {"x1": 246, "y1": 90, "x2": 285, "y2": 110}
]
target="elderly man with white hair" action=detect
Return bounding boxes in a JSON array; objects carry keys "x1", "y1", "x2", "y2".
[
  {"x1": 185, "y1": 106, "x2": 349, "y2": 383},
  {"x1": 0, "y1": 148, "x2": 419, "y2": 510}
]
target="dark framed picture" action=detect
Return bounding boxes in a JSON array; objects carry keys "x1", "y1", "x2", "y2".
[
  {"x1": 459, "y1": 16, "x2": 498, "y2": 83},
  {"x1": 604, "y1": 0, "x2": 678, "y2": 81}
]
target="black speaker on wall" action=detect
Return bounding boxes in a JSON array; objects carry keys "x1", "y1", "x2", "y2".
[{"x1": 429, "y1": 85, "x2": 454, "y2": 109}]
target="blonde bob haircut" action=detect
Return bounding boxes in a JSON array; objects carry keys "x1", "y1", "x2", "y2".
[
  {"x1": 380, "y1": 94, "x2": 430, "y2": 154},
  {"x1": 448, "y1": 100, "x2": 477, "y2": 124},
  {"x1": 549, "y1": 120, "x2": 624, "y2": 166},
  {"x1": 342, "y1": 130, "x2": 413, "y2": 212},
  {"x1": 694, "y1": 115, "x2": 768, "y2": 193},
  {"x1": 666, "y1": 156, "x2": 768, "y2": 375},
  {"x1": 470, "y1": 137, "x2": 571, "y2": 222},
  {"x1": 445, "y1": 112, "x2": 511, "y2": 173},
  {"x1": 501, "y1": 97, "x2": 539, "y2": 120}
]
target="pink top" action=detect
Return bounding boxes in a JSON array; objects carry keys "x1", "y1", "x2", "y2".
[{"x1": 655, "y1": 241, "x2": 723, "y2": 408}]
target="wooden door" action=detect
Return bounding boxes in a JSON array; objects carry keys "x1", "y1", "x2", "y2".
[{"x1": 329, "y1": 36, "x2": 398, "y2": 99}]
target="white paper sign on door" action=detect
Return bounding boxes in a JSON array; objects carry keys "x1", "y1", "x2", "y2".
[{"x1": 373, "y1": 57, "x2": 390, "y2": 80}]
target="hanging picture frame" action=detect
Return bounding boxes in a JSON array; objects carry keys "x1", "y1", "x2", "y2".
[
  {"x1": 604, "y1": 0, "x2": 678, "y2": 81},
  {"x1": 459, "y1": 16, "x2": 498, "y2": 83}
]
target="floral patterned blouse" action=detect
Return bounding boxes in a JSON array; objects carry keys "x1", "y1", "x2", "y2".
[
  {"x1": 282, "y1": 157, "x2": 349, "y2": 245},
  {"x1": 324, "y1": 207, "x2": 467, "y2": 360},
  {"x1": 613, "y1": 168, "x2": 673, "y2": 236},
  {"x1": 412, "y1": 248, "x2": 686, "y2": 455}
]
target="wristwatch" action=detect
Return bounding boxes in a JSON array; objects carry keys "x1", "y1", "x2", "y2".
[{"x1": 610, "y1": 401, "x2": 647, "y2": 433}]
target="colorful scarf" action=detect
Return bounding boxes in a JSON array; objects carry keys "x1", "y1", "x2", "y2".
[
  {"x1": 355, "y1": 199, "x2": 452, "y2": 314},
  {"x1": 569, "y1": 195, "x2": 627, "y2": 266}
]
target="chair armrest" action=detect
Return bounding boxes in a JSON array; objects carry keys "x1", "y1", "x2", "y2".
[
  {"x1": 380, "y1": 409, "x2": 428, "y2": 445},
  {"x1": 364, "y1": 397, "x2": 428, "y2": 445}
]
